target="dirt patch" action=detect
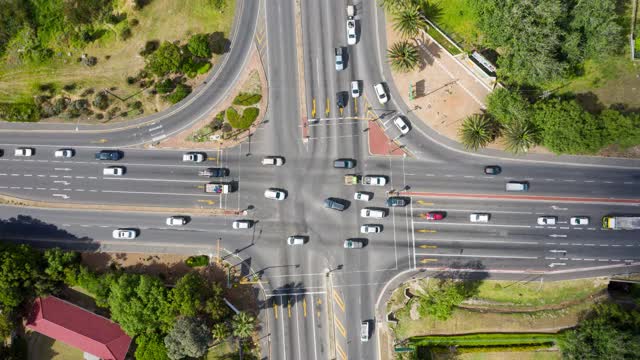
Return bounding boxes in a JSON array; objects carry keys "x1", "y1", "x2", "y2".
[{"x1": 154, "y1": 42, "x2": 268, "y2": 150}]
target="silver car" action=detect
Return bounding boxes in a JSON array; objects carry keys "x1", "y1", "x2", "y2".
[
  {"x1": 265, "y1": 188, "x2": 286, "y2": 200},
  {"x1": 112, "y1": 229, "x2": 138, "y2": 239}
]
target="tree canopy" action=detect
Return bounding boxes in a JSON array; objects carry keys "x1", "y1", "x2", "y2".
[
  {"x1": 187, "y1": 33, "x2": 212, "y2": 58},
  {"x1": 145, "y1": 41, "x2": 184, "y2": 77},
  {"x1": 135, "y1": 333, "x2": 170, "y2": 360},
  {"x1": 0, "y1": 243, "x2": 48, "y2": 310},
  {"x1": 164, "y1": 317, "x2": 212, "y2": 360}
]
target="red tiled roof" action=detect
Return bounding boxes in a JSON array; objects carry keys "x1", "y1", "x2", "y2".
[{"x1": 26, "y1": 297, "x2": 132, "y2": 360}]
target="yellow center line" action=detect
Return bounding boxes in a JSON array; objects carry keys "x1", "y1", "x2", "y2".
[
  {"x1": 417, "y1": 229, "x2": 436, "y2": 233},
  {"x1": 336, "y1": 343, "x2": 348, "y2": 360},
  {"x1": 273, "y1": 302, "x2": 278, "y2": 320},
  {"x1": 334, "y1": 316, "x2": 347, "y2": 338},
  {"x1": 325, "y1": 98, "x2": 330, "y2": 116},
  {"x1": 420, "y1": 258, "x2": 438, "y2": 264},
  {"x1": 207, "y1": 157, "x2": 217, "y2": 161},
  {"x1": 354, "y1": 97, "x2": 358, "y2": 113},
  {"x1": 333, "y1": 291, "x2": 346, "y2": 312},
  {"x1": 419, "y1": 245, "x2": 437, "y2": 249},
  {"x1": 303, "y1": 298, "x2": 307, "y2": 317},
  {"x1": 287, "y1": 298, "x2": 291, "y2": 318},
  {"x1": 196, "y1": 199, "x2": 215, "y2": 205},
  {"x1": 416, "y1": 200, "x2": 434, "y2": 205},
  {"x1": 196, "y1": 185, "x2": 204, "y2": 189},
  {"x1": 311, "y1": 98, "x2": 316, "y2": 118}
]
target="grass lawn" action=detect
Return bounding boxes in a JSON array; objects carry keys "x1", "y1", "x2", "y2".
[
  {"x1": 206, "y1": 338, "x2": 236, "y2": 359},
  {"x1": 26, "y1": 332, "x2": 84, "y2": 360},
  {"x1": 419, "y1": 0, "x2": 480, "y2": 50},
  {"x1": 0, "y1": 0, "x2": 235, "y2": 119},
  {"x1": 446, "y1": 350, "x2": 561, "y2": 360}
]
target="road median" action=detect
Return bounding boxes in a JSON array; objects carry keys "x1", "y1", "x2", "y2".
[{"x1": 0, "y1": 194, "x2": 240, "y2": 216}]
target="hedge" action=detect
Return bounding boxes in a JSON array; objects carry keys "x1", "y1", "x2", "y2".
[
  {"x1": 410, "y1": 333, "x2": 558, "y2": 347},
  {"x1": 232, "y1": 92, "x2": 262, "y2": 106},
  {"x1": 185, "y1": 255, "x2": 209, "y2": 267},
  {"x1": 227, "y1": 106, "x2": 259, "y2": 130}
]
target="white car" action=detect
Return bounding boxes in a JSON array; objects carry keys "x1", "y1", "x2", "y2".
[
  {"x1": 103, "y1": 166, "x2": 125, "y2": 176},
  {"x1": 373, "y1": 83, "x2": 388, "y2": 104},
  {"x1": 346, "y1": 19, "x2": 356, "y2": 45},
  {"x1": 264, "y1": 188, "x2": 286, "y2": 200},
  {"x1": 361, "y1": 208, "x2": 385, "y2": 219},
  {"x1": 287, "y1": 236, "x2": 305, "y2": 245},
  {"x1": 112, "y1": 229, "x2": 137, "y2": 239},
  {"x1": 570, "y1": 217, "x2": 589, "y2": 226},
  {"x1": 363, "y1": 175, "x2": 387, "y2": 186},
  {"x1": 360, "y1": 224, "x2": 382, "y2": 234},
  {"x1": 470, "y1": 213, "x2": 490, "y2": 223},
  {"x1": 54, "y1": 149, "x2": 74, "y2": 158},
  {"x1": 182, "y1": 152, "x2": 206, "y2": 162},
  {"x1": 261, "y1": 156, "x2": 284, "y2": 166},
  {"x1": 393, "y1": 117, "x2": 410, "y2": 134},
  {"x1": 537, "y1": 216, "x2": 557, "y2": 225},
  {"x1": 166, "y1": 216, "x2": 188, "y2": 226},
  {"x1": 14, "y1": 147, "x2": 34, "y2": 157},
  {"x1": 354, "y1": 191, "x2": 372, "y2": 201},
  {"x1": 232, "y1": 220, "x2": 253, "y2": 229},
  {"x1": 351, "y1": 81, "x2": 360, "y2": 98},
  {"x1": 344, "y1": 239, "x2": 364, "y2": 249}
]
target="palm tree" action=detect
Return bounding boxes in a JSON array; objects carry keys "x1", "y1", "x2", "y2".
[
  {"x1": 387, "y1": 41, "x2": 419, "y2": 73},
  {"x1": 231, "y1": 312, "x2": 255, "y2": 339},
  {"x1": 458, "y1": 114, "x2": 495, "y2": 151},
  {"x1": 503, "y1": 120, "x2": 539, "y2": 154},
  {"x1": 212, "y1": 323, "x2": 229, "y2": 342},
  {"x1": 393, "y1": 6, "x2": 427, "y2": 39}
]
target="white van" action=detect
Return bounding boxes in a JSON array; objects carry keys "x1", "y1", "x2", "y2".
[
  {"x1": 505, "y1": 181, "x2": 528, "y2": 192},
  {"x1": 103, "y1": 166, "x2": 125, "y2": 176}
]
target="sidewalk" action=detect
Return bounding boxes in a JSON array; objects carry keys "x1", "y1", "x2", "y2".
[{"x1": 368, "y1": 120, "x2": 406, "y2": 156}]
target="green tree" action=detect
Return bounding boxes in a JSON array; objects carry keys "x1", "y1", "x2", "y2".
[
  {"x1": 135, "y1": 333, "x2": 170, "y2": 360},
  {"x1": 0, "y1": 311, "x2": 15, "y2": 340},
  {"x1": 171, "y1": 272, "x2": 208, "y2": 317},
  {"x1": 417, "y1": 280, "x2": 468, "y2": 320},
  {"x1": 166, "y1": 83, "x2": 192, "y2": 104},
  {"x1": 387, "y1": 41, "x2": 419, "y2": 73},
  {"x1": 204, "y1": 282, "x2": 229, "y2": 321},
  {"x1": 392, "y1": 6, "x2": 426, "y2": 39},
  {"x1": 164, "y1": 317, "x2": 212, "y2": 360},
  {"x1": 600, "y1": 110, "x2": 640, "y2": 149},
  {"x1": 458, "y1": 113, "x2": 495, "y2": 151},
  {"x1": 108, "y1": 273, "x2": 174, "y2": 335},
  {"x1": 145, "y1": 41, "x2": 183, "y2": 77},
  {"x1": 231, "y1": 312, "x2": 255, "y2": 339},
  {"x1": 378, "y1": 0, "x2": 417, "y2": 13},
  {"x1": 76, "y1": 266, "x2": 115, "y2": 308},
  {"x1": 0, "y1": 0, "x2": 29, "y2": 56},
  {"x1": 559, "y1": 303, "x2": 640, "y2": 359},
  {"x1": 43, "y1": 248, "x2": 79, "y2": 284},
  {"x1": 532, "y1": 99, "x2": 603, "y2": 154},
  {"x1": 212, "y1": 323, "x2": 230, "y2": 342},
  {"x1": 187, "y1": 33, "x2": 212, "y2": 58},
  {"x1": 486, "y1": 88, "x2": 532, "y2": 125},
  {"x1": 502, "y1": 119, "x2": 539, "y2": 154},
  {"x1": 0, "y1": 243, "x2": 47, "y2": 310},
  {"x1": 63, "y1": 0, "x2": 113, "y2": 25},
  {"x1": 473, "y1": 0, "x2": 569, "y2": 84},
  {"x1": 569, "y1": 0, "x2": 622, "y2": 60}
]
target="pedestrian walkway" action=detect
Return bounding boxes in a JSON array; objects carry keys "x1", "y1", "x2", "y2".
[{"x1": 368, "y1": 120, "x2": 405, "y2": 156}]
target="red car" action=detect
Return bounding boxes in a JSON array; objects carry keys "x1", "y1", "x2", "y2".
[{"x1": 422, "y1": 212, "x2": 444, "y2": 220}]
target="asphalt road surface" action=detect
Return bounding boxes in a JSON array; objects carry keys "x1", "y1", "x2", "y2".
[{"x1": 1, "y1": 1, "x2": 640, "y2": 360}]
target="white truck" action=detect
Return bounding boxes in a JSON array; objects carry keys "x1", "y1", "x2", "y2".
[
  {"x1": 346, "y1": 5, "x2": 356, "y2": 45},
  {"x1": 205, "y1": 183, "x2": 231, "y2": 194},
  {"x1": 602, "y1": 216, "x2": 640, "y2": 230}
]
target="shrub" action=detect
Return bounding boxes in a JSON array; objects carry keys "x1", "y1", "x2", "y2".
[
  {"x1": 140, "y1": 40, "x2": 160, "y2": 56},
  {"x1": 196, "y1": 62, "x2": 211, "y2": 75},
  {"x1": 128, "y1": 101, "x2": 143, "y2": 110},
  {"x1": 166, "y1": 84, "x2": 191, "y2": 104},
  {"x1": 185, "y1": 255, "x2": 209, "y2": 267},
  {"x1": 53, "y1": 98, "x2": 70, "y2": 113},
  {"x1": 232, "y1": 92, "x2": 262, "y2": 106},
  {"x1": 119, "y1": 27, "x2": 132, "y2": 41},
  {"x1": 187, "y1": 33, "x2": 212, "y2": 58},
  {"x1": 155, "y1": 79, "x2": 174, "y2": 94},
  {"x1": 221, "y1": 122, "x2": 232, "y2": 133},
  {"x1": 145, "y1": 41, "x2": 183, "y2": 76},
  {"x1": 227, "y1": 107, "x2": 259, "y2": 129},
  {"x1": 82, "y1": 55, "x2": 98, "y2": 67},
  {"x1": 92, "y1": 92, "x2": 110, "y2": 110},
  {"x1": 63, "y1": 83, "x2": 77, "y2": 92},
  {"x1": 0, "y1": 103, "x2": 40, "y2": 122},
  {"x1": 129, "y1": 18, "x2": 139, "y2": 27},
  {"x1": 211, "y1": 117, "x2": 224, "y2": 131}
]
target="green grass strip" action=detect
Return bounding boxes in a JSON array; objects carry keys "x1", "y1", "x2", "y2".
[
  {"x1": 410, "y1": 333, "x2": 558, "y2": 347},
  {"x1": 425, "y1": 27, "x2": 462, "y2": 55}
]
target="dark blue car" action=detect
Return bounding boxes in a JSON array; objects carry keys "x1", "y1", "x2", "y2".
[{"x1": 95, "y1": 150, "x2": 122, "y2": 161}]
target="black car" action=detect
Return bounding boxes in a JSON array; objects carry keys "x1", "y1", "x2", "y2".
[
  {"x1": 324, "y1": 198, "x2": 346, "y2": 211},
  {"x1": 336, "y1": 91, "x2": 347, "y2": 108},
  {"x1": 95, "y1": 150, "x2": 122, "y2": 161},
  {"x1": 386, "y1": 196, "x2": 409, "y2": 207},
  {"x1": 484, "y1": 165, "x2": 501, "y2": 175},
  {"x1": 333, "y1": 158, "x2": 355, "y2": 169},
  {"x1": 199, "y1": 168, "x2": 229, "y2": 177}
]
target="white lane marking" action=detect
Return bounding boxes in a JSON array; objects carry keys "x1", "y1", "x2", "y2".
[
  {"x1": 413, "y1": 221, "x2": 532, "y2": 228},
  {"x1": 24, "y1": 174, "x2": 32, "y2": 177},
  {"x1": 416, "y1": 238, "x2": 539, "y2": 245},
  {"x1": 0, "y1": 173, "x2": 6, "y2": 176},
  {"x1": 148, "y1": 125, "x2": 163, "y2": 132},
  {"x1": 50, "y1": 175, "x2": 58, "y2": 178},
  {"x1": 10, "y1": 174, "x2": 19, "y2": 176},
  {"x1": 584, "y1": 180, "x2": 595, "y2": 183},
  {"x1": 54, "y1": 168, "x2": 72, "y2": 171},
  {"x1": 10, "y1": 186, "x2": 20, "y2": 189},
  {"x1": 416, "y1": 253, "x2": 538, "y2": 260},
  {"x1": 76, "y1": 176, "x2": 85, "y2": 179},
  {"x1": 101, "y1": 190, "x2": 209, "y2": 197},
  {"x1": 23, "y1": 187, "x2": 33, "y2": 190},
  {"x1": 37, "y1": 187, "x2": 46, "y2": 190},
  {"x1": 310, "y1": 294, "x2": 319, "y2": 360},
  {"x1": 279, "y1": 297, "x2": 287, "y2": 360},
  {"x1": 294, "y1": 295, "x2": 302, "y2": 360},
  {"x1": 52, "y1": 194, "x2": 69, "y2": 199},
  {"x1": 151, "y1": 134, "x2": 167, "y2": 142},
  {"x1": 88, "y1": 176, "x2": 98, "y2": 179},
  {"x1": 38, "y1": 175, "x2": 45, "y2": 177},
  {"x1": 102, "y1": 177, "x2": 204, "y2": 183}
]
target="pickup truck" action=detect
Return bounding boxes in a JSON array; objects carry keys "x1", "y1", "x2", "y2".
[
  {"x1": 344, "y1": 174, "x2": 360, "y2": 185},
  {"x1": 205, "y1": 183, "x2": 231, "y2": 194}
]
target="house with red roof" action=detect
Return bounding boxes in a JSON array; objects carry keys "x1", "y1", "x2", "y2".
[{"x1": 26, "y1": 296, "x2": 132, "y2": 360}]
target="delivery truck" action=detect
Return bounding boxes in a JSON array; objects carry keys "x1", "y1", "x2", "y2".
[{"x1": 602, "y1": 215, "x2": 640, "y2": 230}]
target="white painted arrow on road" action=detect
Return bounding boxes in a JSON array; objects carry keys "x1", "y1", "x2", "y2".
[
  {"x1": 548, "y1": 263, "x2": 567, "y2": 268},
  {"x1": 54, "y1": 168, "x2": 72, "y2": 171},
  {"x1": 549, "y1": 234, "x2": 567, "y2": 238},
  {"x1": 551, "y1": 205, "x2": 568, "y2": 211},
  {"x1": 549, "y1": 249, "x2": 566, "y2": 253},
  {"x1": 52, "y1": 194, "x2": 69, "y2": 199}
]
